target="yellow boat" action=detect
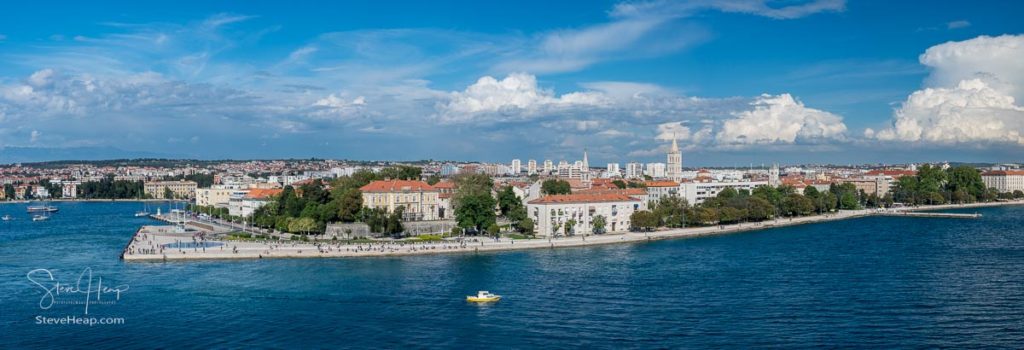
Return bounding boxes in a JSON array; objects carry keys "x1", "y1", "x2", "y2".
[{"x1": 466, "y1": 291, "x2": 501, "y2": 302}]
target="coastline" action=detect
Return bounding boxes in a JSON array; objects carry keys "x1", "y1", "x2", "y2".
[{"x1": 121, "y1": 199, "x2": 1024, "y2": 262}]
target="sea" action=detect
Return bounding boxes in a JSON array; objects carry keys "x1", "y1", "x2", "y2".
[{"x1": 1, "y1": 201, "x2": 1023, "y2": 348}]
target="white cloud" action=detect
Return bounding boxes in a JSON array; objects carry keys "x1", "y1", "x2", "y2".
[
  {"x1": 919, "y1": 34, "x2": 1024, "y2": 100},
  {"x1": 655, "y1": 122, "x2": 691, "y2": 141},
  {"x1": 716, "y1": 94, "x2": 847, "y2": 145},
  {"x1": 612, "y1": 0, "x2": 846, "y2": 20},
  {"x1": 867, "y1": 79, "x2": 1024, "y2": 145},
  {"x1": 869, "y1": 35, "x2": 1024, "y2": 147},
  {"x1": 30, "y1": 130, "x2": 41, "y2": 143},
  {"x1": 437, "y1": 73, "x2": 605, "y2": 122},
  {"x1": 946, "y1": 20, "x2": 971, "y2": 29}
]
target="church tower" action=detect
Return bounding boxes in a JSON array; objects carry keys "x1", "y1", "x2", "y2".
[{"x1": 666, "y1": 135, "x2": 682, "y2": 181}]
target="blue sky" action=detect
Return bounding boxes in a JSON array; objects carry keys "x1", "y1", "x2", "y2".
[{"x1": 1, "y1": 0, "x2": 1023, "y2": 165}]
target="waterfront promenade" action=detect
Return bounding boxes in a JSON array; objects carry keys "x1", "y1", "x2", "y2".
[{"x1": 120, "y1": 200, "x2": 1024, "y2": 261}]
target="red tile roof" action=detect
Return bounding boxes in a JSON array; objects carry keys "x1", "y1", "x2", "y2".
[
  {"x1": 528, "y1": 193, "x2": 640, "y2": 204},
  {"x1": 246, "y1": 188, "x2": 282, "y2": 199},
  {"x1": 982, "y1": 170, "x2": 1024, "y2": 176},
  {"x1": 359, "y1": 180, "x2": 437, "y2": 192},
  {"x1": 865, "y1": 170, "x2": 917, "y2": 177},
  {"x1": 645, "y1": 181, "x2": 679, "y2": 187},
  {"x1": 575, "y1": 188, "x2": 647, "y2": 196}
]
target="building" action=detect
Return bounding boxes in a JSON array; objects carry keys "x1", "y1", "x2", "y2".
[
  {"x1": 768, "y1": 164, "x2": 780, "y2": 187},
  {"x1": 360, "y1": 180, "x2": 441, "y2": 221},
  {"x1": 982, "y1": 170, "x2": 1024, "y2": 193},
  {"x1": 543, "y1": 160, "x2": 553, "y2": 174},
  {"x1": 645, "y1": 181, "x2": 679, "y2": 203},
  {"x1": 839, "y1": 177, "x2": 883, "y2": 196},
  {"x1": 667, "y1": 136, "x2": 682, "y2": 181},
  {"x1": 678, "y1": 180, "x2": 769, "y2": 205},
  {"x1": 61, "y1": 181, "x2": 79, "y2": 199},
  {"x1": 527, "y1": 160, "x2": 537, "y2": 175},
  {"x1": 510, "y1": 159, "x2": 521, "y2": 175},
  {"x1": 645, "y1": 163, "x2": 666, "y2": 179},
  {"x1": 607, "y1": 163, "x2": 620, "y2": 177},
  {"x1": 144, "y1": 181, "x2": 198, "y2": 199},
  {"x1": 626, "y1": 162, "x2": 644, "y2": 179},
  {"x1": 527, "y1": 193, "x2": 643, "y2": 237},
  {"x1": 196, "y1": 186, "x2": 248, "y2": 207},
  {"x1": 229, "y1": 188, "x2": 281, "y2": 218}
]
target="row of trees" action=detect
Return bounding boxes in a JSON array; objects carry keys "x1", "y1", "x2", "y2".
[
  {"x1": 892, "y1": 164, "x2": 1018, "y2": 205},
  {"x1": 249, "y1": 166, "x2": 422, "y2": 236}
]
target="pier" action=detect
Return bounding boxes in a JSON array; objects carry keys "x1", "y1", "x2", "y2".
[{"x1": 879, "y1": 211, "x2": 981, "y2": 219}]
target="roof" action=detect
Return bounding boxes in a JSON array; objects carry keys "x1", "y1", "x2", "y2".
[
  {"x1": 359, "y1": 180, "x2": 437, "y2": 192},
  {"x1": 865, "y1": 170, "x2": 917, "y2": 177},
  {"x1": 432, "y1": 181, "x2": 456, "y2": 189},
  {"x1": 575, "y1": 188, "x2": 647, "y2": 196},
  {"x1": 644, "y1": 181, "x2": 679, "y2": 187},
  {"x1": 246, "y1": 188, "x2": 282, "y2": 199},
  {"x1": 982, "y1": 170, "x2": 1024, "y2": 176},
  {"x1": 528, "y1": 193, "x2": 640, "y2": 205}
]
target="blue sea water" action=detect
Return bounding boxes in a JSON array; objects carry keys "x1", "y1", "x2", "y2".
[{"x1": 1, "y1": 201, "x2": 1023, "y2": 348}]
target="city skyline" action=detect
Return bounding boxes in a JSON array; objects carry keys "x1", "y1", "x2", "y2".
[{"x1": 1, "y1": 1, "x2": 1023, "y2": 165}]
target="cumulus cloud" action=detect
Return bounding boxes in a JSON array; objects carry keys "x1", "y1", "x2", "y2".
[
  {"x1": 919, "y1": 34, "x2": 1024, "y2": 99},
  {"x1": 716, "y1": 94, "x2": 847, "y2": 145},
  {"x1": 655, "y1": 122, "x2": 691, "y2": 141},
  {"x1": 867, "y1": 79, "x2": 1024, "y2": 145},
  {"x1": 437, "y1": 73, "x2": 605, "y2": 123},
  {"x1": 869, "y1": 35, "x2": 1024, "y2": 147}
]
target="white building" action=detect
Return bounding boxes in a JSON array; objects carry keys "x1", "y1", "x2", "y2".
[
  {"x1": 982, "y1": 170, "x2": 1024, "y2": 193},
  {"x1": 645, "y1": 181, "x2": 680, "y2": 203},
  {"x1": 626, "y1": 162, "x2": 644, "y2": 179},
  {"x1": 196, "y1": 186, "x2": 248, "y2": 207},
  {"x1": 511, "y1": 159, "x2": 521, "y2": 175},
  {"x1": 527, "y1": 159, "x2": 537, "y2": 175},
  {"x1": 679, "y1": 180, "x2": 769, "y2": 205},
  {"x1": 527, "y1": 193, "x2": 642, "y2": 237},
  {"x1": 606, "y1": 163, "x2": 620, "y2": 177},
  {"x1": 768, "y1": 164, "x2": 781, "y2": 187},
  {"x1": 543, "y1": 160, "x2": 554, "y2": 174},
  {"x1": 645, "y1": 163, "x2": 666, "y2": 179}
]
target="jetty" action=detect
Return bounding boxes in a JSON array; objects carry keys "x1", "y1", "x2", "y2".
[{"x1": 879, "y1": 211, "x2": 981, "y2": 219}]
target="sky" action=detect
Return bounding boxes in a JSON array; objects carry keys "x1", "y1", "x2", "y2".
[{"x1": 1, "y1": 0, "x2": 1023, "y2": 166}]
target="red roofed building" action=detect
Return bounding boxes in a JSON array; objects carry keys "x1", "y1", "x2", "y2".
[
  {"x1": 981, "y1": 170, "x2": 1024, "y2": 193},
  {"x1": 360, "y1": 180, "x2": 440, "y2": 221},
  {"x1": 527, "y1": 193, "x2": 642, "y2": 237}
]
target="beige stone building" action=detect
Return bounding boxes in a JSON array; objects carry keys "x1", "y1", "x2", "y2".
[
  {"x1": 360, "y1": 180, "x2": 440, "y2": 221},
  {"x1": 144, "y1": 180, "x2": 198, "y2": 199},
  {"x1": 982, "y1": 170, "x2": 1024, "y2": 193},
  {"x1": 527, "y1": 193, "x2": 642, "y2": 237}
]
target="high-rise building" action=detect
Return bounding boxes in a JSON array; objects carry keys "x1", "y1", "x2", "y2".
[
  {"x1": 607, "y1": 163, "x2": 620, "y2": 176},
  {"x1": 543, "y1": 160, "x2": 553, "y2": 174},
  {"x1": 511, "y1": 159, "x2": 521, "y2": 175},
  {"x1": 667, "y1": 135, "x2": 682, "y2": 181},
  {"x1": 646, "y1": 163, "x2": 666, "y2": 178},
  {"x1": 768, "y1": 163, "x2": 780, "y2": 187},
  {"x1": 527, "y1": 159, "x2": 537, "y2": 175},
  {"x1": 626, "y1": 162, "x2": 643, "y2": 179}
]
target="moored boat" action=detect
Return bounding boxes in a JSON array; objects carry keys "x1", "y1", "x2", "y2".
[
  {"x1": 466, "y1": 291, "x2": 501, "y2": 302},
  {"x1": 27, "y1": 205, "x2": 59, "y2": 213}
]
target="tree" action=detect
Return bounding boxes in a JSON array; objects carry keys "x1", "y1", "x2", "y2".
[
  {"x1": 591, "y1": 215, "x2": 606, "y2": 234},
  {"x1": 745, "y1": 196, "x2": 775, "y2": 221},
  {"x1": 426, "y1": 174, "x2": 442, "y2": 185},
  {"x1": 564, "y1": 219, "x2": 576, "y2": 236},
  {"x1": 612, "y1": 180, "x2": 627, "y2": 189},
  {"x1": 1014, "y1": 190, "x2": 1024, "y2": 199},
  {"x1": 336, "y1": 188, "x2": 362, "y2": 222},
  {"x1": 163, "y1": 187, "x2": 175, "y2": 199},
  {"x1": 630, "y1": 210, "x2": 658, "y2": 231},
  {"x1": 945, "y1": 166, "x2": 985, "y2": 202},
  {"x1": 487, "y1": 223, "x2": 502, "y2": 237},
  {"x1": 455, "y1": 193, "x2": 497, "y2": 233},
  {"x1": 378, "y1": 166, "x2": 422, "y2": 181},
  {"x1": 652, "y1": 196, "x2": 687, "y2": 228},
  {"x1": 497, "y1": 186, "x2": 521, "y2": 217},
  {"x1": 541, "y1": 179, "x2": 572, "y2": 195},
  {"x1": 693, "y1": 207, "x2": 719, "y2": 225},
  {"x1": 781, "y1": 193, "x2": 814, "y2": 216},
  {"x1": 516, "y1": 217, "x2": 535, "y2": 235},
  {"x1": 718, "y1": 207, "x2": 745, "y2": 224},
  {"x1": 288, "y1": 217, "x2": 318, "y2": 235},
  {"x1": 717, "y1": 187, "x2": 739, "y2": 200}
]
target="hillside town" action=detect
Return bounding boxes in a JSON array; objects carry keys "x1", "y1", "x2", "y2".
[{"x1": 3, "y1": 139, "x2": 1023, "y2": 239}]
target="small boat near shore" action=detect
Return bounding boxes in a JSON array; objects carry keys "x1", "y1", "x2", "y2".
[
  {"x1": 466, "y1": 291, "x2": 501, "y2": 303},
  {"x1": 27, "y1": 205, "x2": 59, "y2": 213},
  {"x1": 1, "y1": 214, "x2": 12, "y2": 221},
  {"x1": 32, "y1": 214, "x2": 50, "y2": 222}
]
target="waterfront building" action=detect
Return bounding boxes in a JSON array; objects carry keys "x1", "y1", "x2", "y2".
[
  {"x1": 527, "y1": 160, "x2": 537, "y2": 175},
  {"x1": 527, "y1": 193, "x2": 642, "y2": 237},
  {"x1": 981, "y1": 170, "x2": 1024, "y2": 193},
  {"x1": 645, "y1": 181, "x2": 680, "y2": 203},
  {"x1": 61, "y1": 181, "x2": 79, "y2": 198},
  {"x1": 196, "y1": 186, "x2": 248, "y2": 207},
  {"x1": 863, "y1": 169, "x2": 916, "y2": 195},
  {"x1": 678, "y1": 180, "x2": 769, "y2": 205},
  {"x1": 360, "y1": 180, "x2": 440, "y2": 221},
  {"x1": 229, "y1": 188, "x2": 281, "y2": 218},
  {"x1": 511, "y1": 159, "x2": 521, "y2": 175},
  {"x1": 144, "y1": 180, "x2": 198, "y2": 199},
  {"x1": 666, "y1": 136, "x2": 682, "y2": 181},
  {"x1": 433, "y1": 181, "x2": 456, "y2": 220}
]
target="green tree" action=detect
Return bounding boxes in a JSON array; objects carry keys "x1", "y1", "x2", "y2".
[
  {"x1": 591, "y1": 215, "x2": 606, "y2": 234},
  {"x1": 541, "y1": 179, "x2": 572, "y2": 195},
  {"x1": 630, "y1": 210, "x2": 658, "y2": 231},
  {"x1": 455, "y1": 193, "x2": 497, "y2": 233},
  {"x1": 564, "y1": 219, "x2": 576, "y2": 236},
  {"x1": 163, "y1": 187, "x2": 174, "y2": 199},
  {"x1": 516, "y1": 217, "x2": 535, "y2": 235},
  {"x1": 497, "y1": 186, "x2": 521, "y2": 217},
  {"x1": 612, "y1": 180, "x2": 627, "y2": 189},
  {"x1": 487, "y1": 223, "x2": 502, "y2": 237},
  {"x1": 781, "y1": 193, "x2": 814, "y2": 216},
  {"x1": 718, "y1": 207, "x2": 745, "y2": 224},
  {"x1": 745, "y1": 196, "x2": 775, "y2": 221},
  {"x1": 426, "y1": 174, "x2": 442, "y2": 185}
]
